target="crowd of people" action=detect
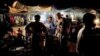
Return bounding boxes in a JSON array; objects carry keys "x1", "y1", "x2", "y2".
[{"x1": 0, "y1": 9, "x2": 100, "y2": 56}]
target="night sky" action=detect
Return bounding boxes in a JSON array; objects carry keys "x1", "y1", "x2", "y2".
[{"x1": 0, "y1": 0, "x2": 99, "y2": 9}]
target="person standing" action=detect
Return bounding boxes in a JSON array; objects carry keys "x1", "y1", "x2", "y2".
[
  {"x1": 76, "y1": 13, "x2": 96, "y2": 56},
  {"x1": 26, "y1": 15, "x2": 47, "y2": 56}
]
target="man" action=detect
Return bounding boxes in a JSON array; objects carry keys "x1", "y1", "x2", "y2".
[
  {"x1": 45, "y1": 16, "x2": 56, "y2": 36},
  {"x1": 26, "y1": 15, "x2": 47, "y2": 56},
  {"x1": 76, "y1": 13, "x2": 96, "y2": 56}
]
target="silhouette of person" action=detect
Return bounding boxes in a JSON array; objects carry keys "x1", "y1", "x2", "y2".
[
  {"x1": 76, "y1": 13, "x2": 96, "y2": 56},
  {"x1": 26, "y1": 15, "x2": 47, "y2": 56},
  {"x1": 60, "y1": 18, "x2": 71, "y2": 56},
  {"x1": 91, "y1": 27, "x2": 100, "y2": 56}
]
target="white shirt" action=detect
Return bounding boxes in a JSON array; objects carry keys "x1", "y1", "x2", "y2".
[{"x1": 76, "y1": 26, "x2": 85, "y2": 53}]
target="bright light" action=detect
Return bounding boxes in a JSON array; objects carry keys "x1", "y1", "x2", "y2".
[
  {"x1": 31, "y1": 16, "x2": 35, "y2": 22},
  {"x1": 60, "y1": 11, "x2": 66, "y2": 18},
  {"x1": 40, "y1": 12, "x2": 47, "y2": 23},
  {"x1": 70, "y1": 14, "x2": 75, "y2": 22},
  {"x1": 60, "y1": 11, "x2": 65, "y2": 15},
  {"x1": 94, "y1": 18, "x2": 100, "y2": 25},
  {"x1": 89, "y1": 10, "x2": 97, "y2": 15},
  {"x1": 94, "y1": 18, "x2": 100, "y2": 28},
  {"x1": 43, "y1": 12, "x2": 47, "y2": 15}
]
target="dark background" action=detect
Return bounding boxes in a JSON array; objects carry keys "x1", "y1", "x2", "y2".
[{"x1": 0, "y1": 0, "x2": 99, "y2": 12}]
